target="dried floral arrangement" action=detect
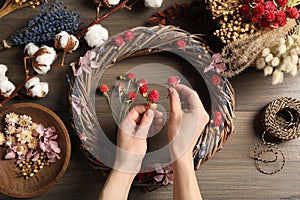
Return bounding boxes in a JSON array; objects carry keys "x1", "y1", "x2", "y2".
[
  {"x1": 0, "y1": 112, "x2": 61, "y2": 179},
  {"x1": 149, "y1": 0, "x2": 300, "y2": 85},
  {"x1": 68, "y1": 25, "x2": 234, "y2": 190},
  {"x1": 0, "y1": 0, "x2": 47, "y2": 19}
]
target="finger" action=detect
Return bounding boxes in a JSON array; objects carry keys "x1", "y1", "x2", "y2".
[
  {"x1": 154, "y1": 118, "x2": 164, "y2": 125},
  {"x1": 135, "y1": 109, "x2": 155, "y2": 138},
  {"x1": 168, "y1": 87, "x2": 181, "y2": 117},
  {"x1": 128, "y1": 104, "x2": 147, "y2": 123},
  {"x1": 175, "y1": 84, "x2": 205, "y2": 112}
]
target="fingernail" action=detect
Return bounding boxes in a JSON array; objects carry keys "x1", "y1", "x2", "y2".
[{"x1": 169, "y1": 87, "x2": 179, "y2": 99}]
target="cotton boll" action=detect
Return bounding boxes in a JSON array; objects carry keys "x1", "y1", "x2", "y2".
[
  {"x1": 272, "y1": 69, "x2": 284, "y2": 85},
  {"x1": 144, "y1": 0, "x2": 163, "y2": 8},
  {"x1": 262, "y1": 48, "x2": 271, "y2": 57},
  {"x1": 25, "y1": 77, "x2": 40, "y2": 89},
  {"x1": 84, "y1": 24, "x2": 109, "y2": 48},
  {"x1": 24, "y1": 43, "x2": 39, "y2": 56},
  {"x1": 256, "y1": 57, "x2": 266, "y2": 69},
  {"x1": 108, "y1": 0, "x2": 120, "y2": 5},
  {"x1": 264, "y1": 66, "x2": 273, "y2": 76},
  {"x1": 40, "y1": 82, "x2": 49, "y2": 96},
  {"x1": 25, "y1": 77, "x2": 48, "y2": 98},
  {"x1": 265, "y1": 53, "x2": 273, "y2": 63},
  {"x1": 0, "y1": 79, "x2": 15, "y2": 97},
  {"x1": 0, "y1": 75, "x2": 8, "y2": 82},
  {"x1": 290, "y1": 65, "x2": 298, "y2": 76},
  {"x1": 70, "y1": 35, "x2": 79, "y2": 51},
  {"x1": 54, "y1": 31, "x2": 79, "y2": 52},
  {"x1": 40, "y1": 45, "x2": 57, "y2": 60},
  {"x1": 0, "y1": 64, "x2": 8, "y2": 76},
  {"x1": 271, "y1": 57, "x2": 280, "y2": 67}
]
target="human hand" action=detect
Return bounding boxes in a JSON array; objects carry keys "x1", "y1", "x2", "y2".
[
  {"x1": 114, "y1": 104, "x2": 162, "y2": 173},
  {"x1": 167, "y1": 84, "x2": 209, "y2": 162}
]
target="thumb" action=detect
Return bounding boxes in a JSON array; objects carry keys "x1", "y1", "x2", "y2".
[{"x1": 134, "y1": 109, "x2": 155, "y2": 138}]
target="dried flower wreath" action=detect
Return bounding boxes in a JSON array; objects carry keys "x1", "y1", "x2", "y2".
[{"x1": 68, "y1": 25, "x2": 235, "y2": 190}]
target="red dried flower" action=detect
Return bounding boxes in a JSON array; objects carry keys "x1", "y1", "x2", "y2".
[
  {"x1": 137, "y1": 79, "x2": 148, "y2": 86},
  {"x1": 100, "y1": 84, "x2": 109, "y2": 93},
  {"x1": 124, "y1": 30, "x2": 135, "y2": 41},
  {"x1": 177, "y1": 39, "x2": 186, "y2": 50},
  {"x1": 128, "y1": 92, "x2": 136, "y2": 101},
  {"x1": 264, "y1": 1, "x2": 276, "y2": 11},
  {"x1": 168, "y1": 76, "x2": 180, "y2": 87},
  {"x1": 275, "y1": 0, "x2": 288, "y2": 8},
  {"x1": 275, "y1": 11, "x2": 287, "y2": 27},
  {"x1": 286, "y1": 7, "x2": 300, "y2": 19},
  {"x1": 114, "y1": 36, "x2": 125, "y2": 47},
  {"x1": 271, "y1": 21, "x2": 280, "y2": 29},
  {"x1": 251, "y1": 15, "x2": 260, "y2": 23},
  {"x1": 126, "y1": 72, "x2": 135, "y2": 80},
  {"x1": 253, "y1": 4, "x2": 265, "y2": 17},
  {"x1": 264, "y1": 11, "x2": 276, "y2": 22},
  {"x1": 139, "y1": 85, "x2": 148, "y2": 96},
  {"x1": 214, "y1": 111, "x2": 222, "y2": 118},
  {"x1": 254, "y1": 0, "x2": 264, "y2": 3},
  {"x1": 212, "y1": 75, "x2": 221, "y2": 85},
  {"x1": 213, "y1": 111, "x2": 223, "y2": 126},
  {"x1": 147, "y1": 90, "x2": 160, "y2": 103},
  {"x1": 244, "y1": 0, "x2": 252, "y2": 3},
  {"x1": 261, "y1": 18, "x2": 271, "y2": 27},
  {"x1": 240, "y1": 5, "x2": 251, "y2": 15}
]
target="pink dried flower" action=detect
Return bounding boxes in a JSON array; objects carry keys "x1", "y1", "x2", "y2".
[
  {"x1": 264, "y1": 1, "x2": 276, "y2": 11},
  {"x1": 100, "y1": 84, "x2": 109, "y2": 93},
  {"x1": 213, "y1": 111, "x2": 223, "y2": 126},
  {"x1": 240, "y1": 5, "x2": 251, "y2": 15},
  {"x1": 114, "y1": 36, "x2": 125, "y2": 47},
  {"x1": 214, "y1": 111, "x2": 222, "y2": 118},
  {"x1": 137, "y1": 79, "x2": 148, "y2": 86},
  {"x1": 126, "y1": 72, "x2": 135, "y2": 80},
  {"x1": 286, "y1": 7, "x2": 300, "y2": 19},
  {"x1": 253, "y1": 4, "x2": 265, "y2": 17},
  {"x1": 168, "y1": 76, "x2": 180, "y2": 87},
  {"x1": 264, "y1": 11, "x2": 276, "y2": 22},
  {"x1": 212, "y1": 75, "x2": 221, "y2": 85},
  {"x1": 147, "y1": 90, "x2": 160, "y2": 103},
  {"x1": 275, "y1": 0, "x2": 288, "y2": 8},
  {"x1": 71, "y1": 94, "x2": 88, "y2": 115},
  {"x1": 153, "y1": 164, "x2": 173, "y2": 185},
  {"x1": 177, "y1": 39, "x2": 186, "y2": 50},
  {"x1": 79, "y1": 133, "x2": 87, "y2": 141},
  {"x1": 139, "y1": 85, "x2": 148, "y2": 97},
  {"x1": 124, "y1": 30, "x2": 135, "y2": 41},
  {"x1": 128, "y1": 92, "x2": 136, "y2": 101}
]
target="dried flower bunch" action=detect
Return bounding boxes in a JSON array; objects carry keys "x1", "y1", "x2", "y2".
[
  {"x1": 0, "y1": 0, "x2": 47, "y2": 19},
  {"x1": 0, "y1": 0, "x2": 82, "y2": 51},
  {"x1": 0, "y1": 112, "x2": 61, "y2": 179},
  {"x1": 256, "y1": 34, "x2": 300, "y2": 84},
  {"x1": 99, "y1": 72, "x2": 160, "y2": 123}
]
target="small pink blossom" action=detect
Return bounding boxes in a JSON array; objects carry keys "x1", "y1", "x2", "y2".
[
  {"x1": 126, "y1": 72, "x2": 135, "y2": 80},
  {"x1": 153, "y1": 164, "x2": 173, "y2": 185},
  {"x1": 168, "y1": 76, "x2": 180, "y2": 87},
  {"x1": 71, "y1": 94, "x2": 88, "y2": 115},
  {"x1": 213, "y1": 111, "x2": 223, "y2": 126},
  {"x1": 79, "y1": 133, "x2": 87, "y2": 141},
  {"x1": 147, "y1": 90, "x2": 160, "y2": 103},
  {"x1": 212, "y1": 75, "x2": 221, "y2": 85},
  {"x1": 124, "y1": 30, "x2": 135, "y2": 41},
  {"x1": 128, "y1": 92, "x2": 136, "y2": 101},
  {"x1": 114, "y1": 36, "x2": 125, "y2": 47},
  {"x1": 177, "y1": 39, "x2": 186, "y2": 50},
  {"x1": 100, "y1": 84, "x2": 109, "y2": 93}
]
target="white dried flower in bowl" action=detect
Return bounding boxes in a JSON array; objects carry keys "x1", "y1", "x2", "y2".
[
  {"x1": 144, "y1": 0, "x2": 164, "y2": 8},
  {"x1": 84, "y1": 24, "x2": 109, "y2": 48},
  {"x1": 0, "y1": 64, "x2": 8, "y2": 76},
  {"x1": 54, "y1": 31, "x2": 79, "y2": 52},
  {"x1": 25, "y1": 77, "x2": 49, "y2": 98}
]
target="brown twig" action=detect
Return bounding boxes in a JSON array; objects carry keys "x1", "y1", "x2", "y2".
[
  {"x1": 0, "y1": 72, "x2": 38, "y2": 108},
  {"x1": 76, "y1": 0, "x2": 129, "y2": 39}
]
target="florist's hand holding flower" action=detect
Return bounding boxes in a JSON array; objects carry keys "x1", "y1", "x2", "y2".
[
  {"x1": 114, "y1": 104, "x2": 156, "y2": 173},
  {"x1": 167, "y1": 84, "x2": 209, "y2": 161}
]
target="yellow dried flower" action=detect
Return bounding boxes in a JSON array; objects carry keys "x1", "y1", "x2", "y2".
[
  {"x1": 18, "y1": 114, "x2": 32, "y2": 127},
  {"x1": 5, "y1": 112, "x2": 19, "y2": 125}
]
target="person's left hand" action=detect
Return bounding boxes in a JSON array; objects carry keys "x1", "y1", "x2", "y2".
[{"x1": 114, "y1": 104, "x2": 161, "y2": 173}]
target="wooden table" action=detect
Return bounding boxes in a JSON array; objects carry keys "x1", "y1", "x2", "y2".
[{"x1": 1, "y1": 0, "x2": 300, "y2": 199}]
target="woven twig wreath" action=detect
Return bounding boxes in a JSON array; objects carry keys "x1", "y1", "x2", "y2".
[{"x1": 69, "y1": 26, "x2": 235, "y2": 190}]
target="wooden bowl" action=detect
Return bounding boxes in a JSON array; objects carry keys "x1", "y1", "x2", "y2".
[{"x1": 0, "y1": 103, "x2": 71, "y2": 198}]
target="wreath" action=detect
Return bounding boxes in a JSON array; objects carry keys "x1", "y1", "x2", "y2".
[{"x1": 69, "y1": 25, "x2": 235, "y2": 190}]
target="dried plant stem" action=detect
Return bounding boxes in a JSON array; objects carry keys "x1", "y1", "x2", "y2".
[
  {"x1": 0, "y1": 72, "x2": 37, "y2": 108},
  {"x1": 0, "y1": 1, "x2": 36, "y2": 19},
  {"x1": 76, "y1": 0, "x2": 129, "y2": 39}
]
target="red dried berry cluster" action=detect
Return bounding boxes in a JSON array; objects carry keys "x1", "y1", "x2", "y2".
[{"x1": 240, "y1": 0, "x2": 299, "y2": 29}]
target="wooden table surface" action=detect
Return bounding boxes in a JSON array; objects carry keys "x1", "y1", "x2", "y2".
[{"x1": 1, "y1": 0, "x2": 300, "y2": 199}]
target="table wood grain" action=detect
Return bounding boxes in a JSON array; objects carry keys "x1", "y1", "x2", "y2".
[{"x1": 1, "y1": 0, "x2": 300, "y2": 199}]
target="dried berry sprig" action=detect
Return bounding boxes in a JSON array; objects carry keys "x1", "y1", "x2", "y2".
[
  {"x1": 0, "y1": 0, "x2": 47, "y2": 19},
  {"x1": 0, "y1": 0, "x2": 82, "y2": 51}
]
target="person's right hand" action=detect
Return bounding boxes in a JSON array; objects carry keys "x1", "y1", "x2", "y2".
[{"x1": 167, "y1": 84, "x2": 209, "y2": 162}]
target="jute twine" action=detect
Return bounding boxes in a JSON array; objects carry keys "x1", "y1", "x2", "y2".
[{"x1": 253, "y1": 97, "x2": 300, "y2": 175}]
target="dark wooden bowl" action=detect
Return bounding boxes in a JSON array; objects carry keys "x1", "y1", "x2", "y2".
[{"x1": 0, "y1": 103, "x2": 71, "y2": 198}]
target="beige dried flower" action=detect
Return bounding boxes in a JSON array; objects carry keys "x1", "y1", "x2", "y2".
[
  {"x1": 18, "y1": 114, "x2": 32, "y2": 127},
  {"x1": 5, "y1": 112, "x2": 19, "y2": 125},
  {"x1": 272, "y1": 69, "x2": 284, "y2": 85}
]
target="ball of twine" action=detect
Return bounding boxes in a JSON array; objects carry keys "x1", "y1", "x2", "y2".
[{"x1": 253, "y1": 97, "x2": 300, "y2": 175}]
